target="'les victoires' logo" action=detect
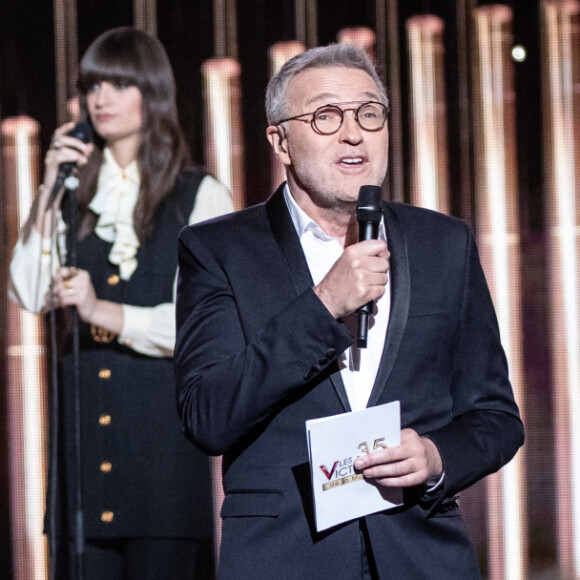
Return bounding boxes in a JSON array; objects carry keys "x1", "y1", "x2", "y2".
[{"x1": 319, "y1": 438, "x2": 387, "y2": 491}]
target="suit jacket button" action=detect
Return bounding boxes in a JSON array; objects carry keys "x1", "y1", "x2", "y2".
[
  {"x1": 98, "y1": 368, "x2": 111, "y2": 380},
  {"x1": 325, "y1": 348, "x2": 336, "y2": 359},
  {"x1": 318, "y1": 358, "x2": 329, "y2": 366},
  {"x1": 107, "y1": 274, "x2": 120, "y2": 286},
  {"x1": 100, "y1": 461, "x2": 112, "y2": 473}
]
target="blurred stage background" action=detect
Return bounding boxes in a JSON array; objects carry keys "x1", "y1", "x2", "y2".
[{"x1": 0, "y1": 0, "x2": 576, "y2": 578}]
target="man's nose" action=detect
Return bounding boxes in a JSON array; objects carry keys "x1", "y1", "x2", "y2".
[{"x1": 338, "y1": 110, "x2": 363, "y2": 143}]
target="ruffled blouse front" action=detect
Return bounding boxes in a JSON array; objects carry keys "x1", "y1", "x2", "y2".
[{"x1": 88, "y1": 148, "x2": 141, "y2": 281}]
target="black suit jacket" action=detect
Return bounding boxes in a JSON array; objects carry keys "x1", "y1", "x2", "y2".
[{"x1": 175, "y1": 185, "x2": 524, "y2": 579}]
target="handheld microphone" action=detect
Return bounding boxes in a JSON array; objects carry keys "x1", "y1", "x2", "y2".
[
  {"x1": 356, "y1": 185, "x2": 383, "y2": 348},
  {"x1": 57, "y1": 121, "x2": 93, "y2": 180},
  {"x1": 50, "y1": 121, "x2": 93, "y2": 201}
]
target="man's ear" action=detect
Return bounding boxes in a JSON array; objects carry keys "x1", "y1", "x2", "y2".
[{"x1": 267, "y1": 125, "x2": 291, "y2": 165}]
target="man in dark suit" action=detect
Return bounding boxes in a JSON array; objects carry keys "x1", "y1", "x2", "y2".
[{"x1": 174, "y1": 43, "x2": 523, "y2": 579}]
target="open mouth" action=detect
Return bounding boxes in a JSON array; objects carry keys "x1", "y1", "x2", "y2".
[{"x1": 337, "y1": 156, "x2": 366, "y2": 168}]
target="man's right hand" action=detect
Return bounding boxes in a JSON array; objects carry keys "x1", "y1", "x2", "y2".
[{"x1": 313, "y1": 239, "x2": 390, "y2": 319}]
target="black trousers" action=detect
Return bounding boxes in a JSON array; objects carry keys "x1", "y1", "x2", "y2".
[{"x1": 53, "y1": 536, "x2": 215, "y2": 580}]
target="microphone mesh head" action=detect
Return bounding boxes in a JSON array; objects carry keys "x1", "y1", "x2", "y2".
[
  {"x1": 357, "y1": 185, "x2": 382, "y2": 209},
  {"x1": 69, "y1": 121, "x2": 93, "y2": 144}
]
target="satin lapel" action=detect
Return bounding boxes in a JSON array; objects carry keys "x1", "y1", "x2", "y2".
[
  {"x1": 265, "y1": 185, "x2": 351, "y2": 412},
  {"x1": 265, "y1": 185, "x2": 313, "y2": 294},
  {"x1": 367, "y1": 203, "x2": 410, "y2": 407}
]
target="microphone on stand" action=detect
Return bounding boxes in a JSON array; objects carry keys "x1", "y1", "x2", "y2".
[{"x1": 356, "y1": 185, "x2": 383, "y2": 348}]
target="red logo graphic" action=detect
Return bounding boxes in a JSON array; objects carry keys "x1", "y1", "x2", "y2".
[{"x1": 319, "y1": 461, "x2": 339, "y2": 481}]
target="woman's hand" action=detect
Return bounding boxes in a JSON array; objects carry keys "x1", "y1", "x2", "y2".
[
  {"x1": 50, "y1": 266, "x2": 125, "y2": 335},
  {"x1": 52, "y1": 266, "x2": 98, "y2": 322},
  {"x1": 42, "y1": 121, "x2": 94, "y2": 194},
  {"x1": 32, "y1": 122, "x2": 94, "y2": 237}
]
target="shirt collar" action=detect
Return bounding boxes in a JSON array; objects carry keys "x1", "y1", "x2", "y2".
[
  {"x1": 283, "y1": 184, "x2": 336, "y2": 242},
  {"x1": 283, "y1": 183, "x2": 386, "y2": 243},
  {"x1": 98, "y1": 147, "x2": 140, "y2": 186}
]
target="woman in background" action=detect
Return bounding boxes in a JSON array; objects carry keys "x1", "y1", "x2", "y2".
[{"x1": 9, "y1": 26, "x2": 232, "y2": 579}]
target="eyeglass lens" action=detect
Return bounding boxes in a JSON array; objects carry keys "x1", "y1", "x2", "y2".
[{"x1": 313, "y1": 102, "x2": 386, "y2": 134}]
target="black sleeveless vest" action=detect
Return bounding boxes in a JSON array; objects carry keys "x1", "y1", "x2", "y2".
[{"x1": 52, "y1": 170, "x2": 214, "y2": 539}]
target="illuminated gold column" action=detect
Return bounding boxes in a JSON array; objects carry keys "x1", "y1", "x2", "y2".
[
  {"x1": 268, "y1": 41, "x2": 306, "y2": 190},
  {"x1": 133, "y1": 0, "x2": 157, "y2": 36},
  {"x1": 457, "y1": 0, "x2": 478, "y2": 224},
  {"x1": 2, "y1": 117, "x2": 49, "y2": 580},
  {"x1": 406, "y1": 16, "x2": 449, "y2": 214},
  {"x1": 202, "y1": 59, "x2": 245, "y2": 211},
  {"x1": 295, "y1": 0, "x2": 318, "y2": 48},
  {"x1": 542, "y1": 2, "x2": 580, "y2": 578},
  {"x1": 375, "y1": 0, "x2": 388, "y2": 77},
  {"x1": 201, "y1": 58, "x2": 245, "y2": 560},
  {"x1": 381, "y1": 0, "x2": 405, "y2": 203},
  {"x1": 337, "y1": 27, "x2": 376, "y2": 59},
  {"x1": 53, "y1": 0, "x2": 78, "y2": 125},
  {"x1": 473, "y1": 7, "x2": 528, "y2": 580},
  {"x1": 206, "y1": 5, "x2": 245, "y2": 560},
  {"x1": 213, "y1": 0, "x2": 238, "y2": 59}
]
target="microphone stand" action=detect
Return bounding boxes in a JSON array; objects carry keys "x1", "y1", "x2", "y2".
[
  {"x1": 47, "y1": 171, "x2": 85, "y2": 580},
  {"x1": 66, "y1": 172, "x2": 85, "y2": 580}
]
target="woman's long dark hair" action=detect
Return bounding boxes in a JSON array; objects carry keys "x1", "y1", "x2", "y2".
[{"x1": 75, "y1": 26, "x2": 190, "y2": 242}]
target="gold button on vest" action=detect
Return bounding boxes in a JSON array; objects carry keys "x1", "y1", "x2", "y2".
[
  {"x1": 99, "y1": 414, "x2": 112, "y2": 426},
  {"x1": 107, "y1": 273, "x2": 120, "y2": 286},
  {"x1": 101, "y1": 510, "x2": 114, "y2": 523}
]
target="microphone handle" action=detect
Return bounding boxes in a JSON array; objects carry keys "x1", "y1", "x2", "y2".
[
  {"x1": 357, "y1": 219, "x2": 380, "y2": 348},
  {"x1": 49, "y1": 163, "x2": 75, "y2": 204}
]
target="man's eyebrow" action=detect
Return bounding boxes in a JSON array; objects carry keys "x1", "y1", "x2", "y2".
[{"x1": 304, "y1": 91, "x2": 380, "y2": 108}]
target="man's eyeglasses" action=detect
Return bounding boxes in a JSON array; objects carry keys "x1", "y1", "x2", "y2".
[{"x1": 275, "y1": 101, "x2": 388, "y2": 135}]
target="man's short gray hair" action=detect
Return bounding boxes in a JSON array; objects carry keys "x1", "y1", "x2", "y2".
[{"x1": 265, "y1": 43, "x2": 389, "y2": 126}]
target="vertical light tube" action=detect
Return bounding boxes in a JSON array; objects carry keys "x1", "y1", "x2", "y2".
[
  {"x1": 472, "y1": 7, "x2": 528, "y2": 580},
  {"x1": 406, "y1": 16, "x2": 450, "y2": 214},
  {"x1": 201, "y1": 58, "x2": 245, "y2": 560},
  {"x1": 542, "y1": 2, "x2": 580, "y2": 578},
  {"x1": 213, "y1": 0, "x2": 238, "y2": 58},
  {"x1": 337, "y1": 27, "x2": 376, "y2": 59},
  {"x1": 2, "y1": 117, "x2": 49, "y2": 580},
  {"x1": 384, "y1": 0, "x2": 405, "y2": 202},
  {"x1": 295, "y1": 0, "x2": 318, "y2": 48},
  {"x1": 53, "y1": 0, "x2": 78, "y2": 125},
  {"x1": 456, "y1": 0, "x2": 478, "y2": 224},
  {"x1": 375, "y1": 0, "x2": 388, "y2": 80},
  {"x1": 268, "y1": 41, "x2": 306, "y2": 191},
  {"x1": 133, "y1": 0, "x2": 157, "y2": 36},
  {"x1": 202, "y1": 58, "x2": 245, "y2": 211}
]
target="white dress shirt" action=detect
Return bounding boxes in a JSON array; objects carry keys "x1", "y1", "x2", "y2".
[
  {"x1": 9, "y1": 150, "x2": 233, "y2": 357},
  {"x1": 283, "y1": 185, "x2": 390, "y2": 411}
]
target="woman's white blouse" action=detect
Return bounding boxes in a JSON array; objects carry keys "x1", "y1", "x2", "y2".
[{"x1": 8, "y1": 151, "x2": 233, "y2": 358}]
